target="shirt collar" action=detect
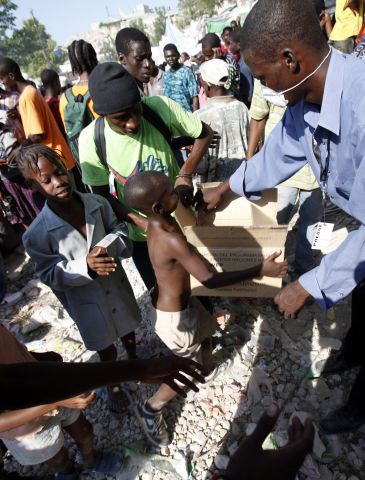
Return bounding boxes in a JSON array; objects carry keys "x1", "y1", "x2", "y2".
[
  {"x1": 43, "y1": 192, "x2": 100, "y2": 232},
  {"x1": 316, "y1": 48, "x2": 344, "y2": 135}
]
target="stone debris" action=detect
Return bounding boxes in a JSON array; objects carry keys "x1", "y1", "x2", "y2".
[{"x1": 0, "y1": 247, "x2": 363, "y2": 480}]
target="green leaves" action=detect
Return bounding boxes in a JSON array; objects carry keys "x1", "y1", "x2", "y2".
[{"x1": 0, "y1": 4, "x2": 66, "y2": 79}]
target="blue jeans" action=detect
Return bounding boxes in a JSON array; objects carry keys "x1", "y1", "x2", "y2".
[{"x1": 277, "y1": 187, "x2": 323, "y2": 274}]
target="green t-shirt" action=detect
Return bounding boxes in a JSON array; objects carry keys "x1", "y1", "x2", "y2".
[{"x1": 79, "y1": 96, "x2": 202, "y2": 241}]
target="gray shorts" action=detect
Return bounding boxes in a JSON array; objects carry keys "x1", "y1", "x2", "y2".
[{"x1": 2, "y1": 408, "x2": 80, "y2": 466}]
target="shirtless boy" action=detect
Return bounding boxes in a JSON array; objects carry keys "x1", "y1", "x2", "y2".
[{"x1": 124, "y1": 171, "x2": 287, "y2": 447}]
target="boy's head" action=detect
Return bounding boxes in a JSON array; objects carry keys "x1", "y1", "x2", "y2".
[
  {"x1": 199, "y1": 59, "x2": 234, "y2": 97},
  {"x1": 230, "y1": 20, "x2": 239, "y2": 29},
  {"x1": 221, "y1": 26, "x2": 233, "y2": 47},
  {"x1": 40, "y1": 69, "x2": 61, "y2": 96},
  {"x1": 201, "y1": 33, "x2": 221, "y2": 61},
  {"x1": 163, "y1": 43, "x2": 180, "y2": 69},
  {"x1": 241, "y1": 0, "x2": 329, "y2": 106},
  {"x1": 0, "y1": 57, "x2": 23, "y2": 91},
  {"x1": 124, "y1": 172, "x2": 179, "y2": 216},
  {"x1": 17, "y1": 145, "x2": 72, "y2": 202},
  {"x1": 89, "y1": 62, "x2": 142, "y2": 135},
  {"x1": 67, "y1": 39, "x2": 98, "y2": 76},
  {"x1": 115, "y1": 28, "x2": 153, "y2": 84},
  {"x1": 228, "y1": 28, "x2": 241, "y2": 55}
]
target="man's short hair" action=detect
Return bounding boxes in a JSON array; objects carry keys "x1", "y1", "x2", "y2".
[
  {"x1": 40, "y1": 69, "x2": 59, "y2": 88},
  {"x1": 115, "y1": 28, "x2": 150, "y2": 55},
  {"x1": 241, "y1": 0, "x2": 327, "y2": 60},
  {"x1": 163, "y1": 43, "x2": 179, "y2": 54},
  {"x1": 0, "y1": 57, "x2": 22, "y2": 79},
  {"x1": 311, "y1": 0, "x2": 325, "y2": 16},
  {"x1": 201, "y1": 33, "x2": 221, "y2": 50},
  {"x1": 222, "y1": 26, "x2": 233, "y2": 35}
]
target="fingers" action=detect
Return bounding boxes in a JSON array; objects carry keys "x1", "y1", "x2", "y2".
[
  {"x1": 266, "y1": 250, "x2": 282, "y2": 261},
  {"x1": 246, "y1": 404, "x2": 280, "y2": 447},
  {"x1": 173, "y1": 372, "x2": 200, "y2": 391},
  {"x1": 164, "y1": 378, "x2": 187, "y2": 397},
  {"x1": 83, "y1": 391, "x2": 96, "y2": 405}
]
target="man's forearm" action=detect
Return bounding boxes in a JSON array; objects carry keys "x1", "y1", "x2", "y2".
[
  {"x1": 28, "y1": 133, "x2": 46, "y2": 143},
  {"x1": 247, "y1": 118, "x2": 266, "y2": 159},
  {"x1": 0, "y1": 360, "x2": 151, "y2": 410},
  {"x1": 180, "y1": 123, "x2": 213, "y2": 174},
  {"x1": 192, "y1": 96, "x2": 199, "y2": 112},
  {"x1": 202, "y1": 264, "x2": 262, "y2": 289},
  {"x1": 299, "y1": 225, "x2": 365, "y2": 309},
  {"x1": 91, "y1": 186, "x2": 133, "y2": 223}
]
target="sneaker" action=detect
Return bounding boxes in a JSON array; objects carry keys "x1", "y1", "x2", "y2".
[{"x1": 135, "y1": 401, "x2": 170, "y2": 447}]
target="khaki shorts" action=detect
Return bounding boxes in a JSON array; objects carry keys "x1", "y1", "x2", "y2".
[
  {"x1": 153, "y1": 297, "x2": 216, "y2": 363},
  {"x1": 2, "y1": 408, "x2": 80, "y2": 466}
]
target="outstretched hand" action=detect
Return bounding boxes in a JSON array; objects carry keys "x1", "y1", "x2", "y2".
[
  {"x1": 260, "y1": 251, "x2": 288, "y2": 278},
  {"x1": 224, "y1": 404, "x2": 314, "y2": 480},
  {"x1": 139, "y1": 355, "x2": 205, "y2": 397}
]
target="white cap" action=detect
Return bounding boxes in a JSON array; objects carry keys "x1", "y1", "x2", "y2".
[{"x1": 199, "y1": 59, "x2": 230, "y2": 87}]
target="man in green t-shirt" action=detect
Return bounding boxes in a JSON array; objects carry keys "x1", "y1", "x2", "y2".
[{"x1": 79, "y1": 62, "x2": 212, "y2": 290}]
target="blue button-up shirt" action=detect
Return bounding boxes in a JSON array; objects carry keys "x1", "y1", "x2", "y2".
[{"x1": 230, "y1": 48, "x2": 365, "y2": 310}]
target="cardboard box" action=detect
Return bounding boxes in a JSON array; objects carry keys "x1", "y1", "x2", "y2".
[{"x1": 175, "y1": 185, "x2": 288, "y2": 298}]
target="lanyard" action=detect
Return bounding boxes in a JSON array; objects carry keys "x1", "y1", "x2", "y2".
[{"x1": 312, "y1": 134, "x2": 331, "y2": 222}]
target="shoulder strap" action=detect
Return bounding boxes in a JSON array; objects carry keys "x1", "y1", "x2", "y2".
[
  {"x1": 142, "y1": 103, "x2": 172, "y2": 146},
  {"x1": 64, "y1": 88, "x2": 74, "y2": 104},
  {"x1": 94, "y1": 117, "x2": 107, "y2": 168}
]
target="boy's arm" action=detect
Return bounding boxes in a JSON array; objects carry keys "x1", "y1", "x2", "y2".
[
  {"x1": 0, "y1": 394, "x2": 94, "y2": 433},
  {"x1": 168, "y1": 234, "x2": 287, "y2": 288}
]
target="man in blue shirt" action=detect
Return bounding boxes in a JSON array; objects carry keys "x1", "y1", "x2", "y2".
[
  {"x1": 163, "y1": 43, "x2": 199, "y2": 112},
  {"x1": 203, "y1": 0, "x2": 365, "y2": 434}
]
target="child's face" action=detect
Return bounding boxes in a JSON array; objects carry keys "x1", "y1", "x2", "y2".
[
  {"x1": 27, "y1": 156, "x2": 72, "y2": 202},
  {"x1": 158, "y1": 181, "x2": 179, "y2": 215}
]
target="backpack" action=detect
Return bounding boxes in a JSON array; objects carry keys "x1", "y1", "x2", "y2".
[
  {"x1": 64, "y1": 88, "x2": 94, "y2": 163},
  {"x1": 94, "y1": 103, "x2": 194, "y2": 182}
]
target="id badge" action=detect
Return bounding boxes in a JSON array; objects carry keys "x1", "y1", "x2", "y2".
[{"x1": 311, "y1": 222, "x2": 334, "y2": 250}]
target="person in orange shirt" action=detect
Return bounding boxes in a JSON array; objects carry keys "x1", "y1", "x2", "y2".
[{"x1": 0, "y1": 57, "x2": 82, "y2": 187}]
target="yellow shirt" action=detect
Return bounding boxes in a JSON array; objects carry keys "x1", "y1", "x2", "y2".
[
  {"x1": 19, "y1": 86, "x2": 75, "y2": 170},
  {"x1": 59, "y1": 84, "x2": 98, "y2": 125},
  {"x1": 330, "y1": 0, "x2": 363, "y2": 41}
]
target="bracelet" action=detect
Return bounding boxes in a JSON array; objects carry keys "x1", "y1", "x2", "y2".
[{"x1": 176, "y1": 173, "x2": 193, "y2": 179}]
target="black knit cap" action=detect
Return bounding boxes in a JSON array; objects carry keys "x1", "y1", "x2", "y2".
[{"x1": 88, "y1": 62, "x2": 141, "y2": 115}]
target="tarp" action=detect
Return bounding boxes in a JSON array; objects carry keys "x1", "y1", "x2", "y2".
[{"x1": 206, "y1": 4, "x2": 250, "y2": 33}]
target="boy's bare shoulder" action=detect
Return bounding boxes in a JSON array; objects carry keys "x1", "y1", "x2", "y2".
[{"x1": 149, "y1": 222, "x2": 189, "y2": 256}]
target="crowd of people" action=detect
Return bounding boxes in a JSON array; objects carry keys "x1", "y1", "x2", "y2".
[{"x1": 0, "y1": 0, "x2": 365, "y2": 478}]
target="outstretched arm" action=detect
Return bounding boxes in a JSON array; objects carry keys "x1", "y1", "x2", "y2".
[
  {"x1": 168, "y1": 234, "x2": 287, "y2": 289},
  {"x1": 0, "y1": 356, "x2": 204, "y2": 410}
]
